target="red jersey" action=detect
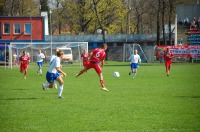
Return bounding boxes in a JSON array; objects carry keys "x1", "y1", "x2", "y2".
[
  {"x1": 81, "y1": 53, "x2": 88, "y2": 62},
  {"x1": 164, "y1": 51, "x2": 174, "y2": 66},
  {"x1": 19, "y1": 55, "x2": 30, "y2": 65},
  {"x1": 89, "y1": 48, "x2": 106, "y2": 63}
]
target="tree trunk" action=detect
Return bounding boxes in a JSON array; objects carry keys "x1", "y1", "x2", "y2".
[
  {"x1": 157, "y1": 0, "x2": 161, "y2": 46},
  {"x1": 162, "y1": 0, "x2": 166, "y2": 45}
]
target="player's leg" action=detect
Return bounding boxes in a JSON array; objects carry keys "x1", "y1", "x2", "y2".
[
  {"x1": 24, "y1": 69, "x2": 27, "y2": 79},
  {"x1": 133, "y1": 69, "x2": 137, "y2": 77},
  {"x1": 56, "y1": 75, "x2": 64, "y2": 98},
  {"x1": 39, "y1": 62, "x2": 43, "y2": 75},
  {"x1": 129, "y1": 63, "x2": 133, "y2": 75},
  {"x1": 37, "y1": 62, "x2": 40, "y2": 75},
  {"x1": 20, "y1": 65, "x2": 23, "y2": 73},
  {"x1": 76, "y1": 64, "x2": 90, "y2": 77},
  {"x1": 167, "y1": 65, "x2": 171, "y2": 76},
  {"x1": 42, "y1": 72, "x2": 54, "y2": 90},
  {"x1": 95, "y1": 65, "x2": 108, "y2": 91}
]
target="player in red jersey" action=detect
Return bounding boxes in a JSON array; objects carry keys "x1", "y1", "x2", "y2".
[
  {"x1": 76, "y1": 43, "x2": 109, "y2": 91},
  {"x1": 164, "y1": 47, "x2": 174, "y2": 76},
  {"x1": 19, "y1": 51, "x2": 30, "y2": 79},
  {"x1": 81, "y1": 49, "x2": 89, "y2": 67}
]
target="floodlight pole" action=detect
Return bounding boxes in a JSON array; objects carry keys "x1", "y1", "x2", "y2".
[{"x1": 50, "y1": 10, "x2": 52, "y2": 56}]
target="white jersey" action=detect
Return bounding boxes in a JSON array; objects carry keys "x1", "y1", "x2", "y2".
[
  {"x1": 50, "y1": 54, "x2": 57, "y2": 62},
  {"x1": 36, "y1": 53, "x2": 45, "y2": 62},
  {"x1": 129, "y1": 54, "x2": 141, "y2": 63},
  {"x1": 48, "y1": 57, "x2": 61, "y2": 73}
]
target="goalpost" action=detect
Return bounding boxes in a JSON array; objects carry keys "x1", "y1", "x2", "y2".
[
  {"x1": 9, "y1": 42, "x2": 88, "y2": 69},
  {"x1": 123, "y1": 43, "x2": 149, "y2": 63}
]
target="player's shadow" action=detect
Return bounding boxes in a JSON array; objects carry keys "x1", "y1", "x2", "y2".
[
  {"x1": 175, "y1": 96, "x2": 200, "y2": 99},
  {"x1": 2, "y1": 97, "x2": 39, "y2": 100},
  {"x1": 11, "y1": 89, "x2": 30, "y2": 90}
]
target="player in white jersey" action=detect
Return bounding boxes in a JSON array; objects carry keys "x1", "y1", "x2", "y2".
[
  {"x1": 36, "y1": 50, "x2": 45, "y2": 75},
  {"x1": 49, "y1": 48, "x2": 60, "y2": 89},
  {"x1": 42, "y1": 50, "x2": 66, "y2": 99},
  {"x1": 128, "y1": 50, "x2": 141, "y2": 79}
]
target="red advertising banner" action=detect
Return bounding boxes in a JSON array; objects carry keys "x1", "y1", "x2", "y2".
[{"x1": 156, "y1": 46, "x2": 200, "y2": 58}]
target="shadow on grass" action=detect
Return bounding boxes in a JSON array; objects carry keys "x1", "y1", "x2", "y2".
[
  {"x1": 11, "y1": 89, "x2": 30, "y2": 90},
  {"x1": 176, "y1": 96, "x2": 200, "y2": 99},
  {"x1": 1, "y1": 97, "x2": 39, "y2": 100}
]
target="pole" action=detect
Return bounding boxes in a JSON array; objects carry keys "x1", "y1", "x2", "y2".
[
  {"x1": 50, "y1": 10, "x2": 52, "y2": 56},
  {"x1": 4, "y1": 43, "x2": 6, "y2": 69},
  {"x1": 175, "y1": 14, "x2": 177, "y2": 46}
]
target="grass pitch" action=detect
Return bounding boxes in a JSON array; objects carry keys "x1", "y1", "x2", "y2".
[{"x1": 0, "y1": 62, "x2": 200, "y2": 131}]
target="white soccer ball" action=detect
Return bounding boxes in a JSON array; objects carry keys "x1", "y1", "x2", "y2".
[{"x1": 113, "y1": 71, "x2": 120, "y2": 78}]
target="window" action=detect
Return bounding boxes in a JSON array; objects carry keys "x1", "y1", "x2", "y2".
[
  {"x1": 14, "y1": 23, "x2": 21, "y2": 34},
  {"x1": 4, "y1": 23, "x2": 10, "y2": 34},
  {"x1": 24, "y1": 23, "x2": 31, "y2": 34}
]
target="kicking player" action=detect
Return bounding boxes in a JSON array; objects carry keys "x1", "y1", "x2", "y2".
[{"x1": 76, "y1": 43, "x2": 108, "y2": 91}]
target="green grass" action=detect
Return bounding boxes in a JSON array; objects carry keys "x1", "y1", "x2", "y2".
[{"x1": 0, "y1": 62, "x2": 200, "y2": 131}]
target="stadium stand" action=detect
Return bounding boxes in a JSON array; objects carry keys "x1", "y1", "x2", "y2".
[{"x1": 188, "y1": 27, "x2": 200, "y2": 46}]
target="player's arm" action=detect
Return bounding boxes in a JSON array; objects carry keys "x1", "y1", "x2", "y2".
[
  {"x1": 101, "y1": 60, "x2": 104, "y2": 68},
  {"x1": 88, "y1": 52, "x2": 93, "y2": 60},
  {"x1": 56, "y1": 67, "x2": 66, "y2": 77},
  {"x1": 128, "y1": 55, "x2": 132, "y2": 64},
  {"x1": 19, "y1": 57, "x2": 22, "y2": 64},
  {"x1": 139, "y1": 56, "x2": 142, "y2": 63}
]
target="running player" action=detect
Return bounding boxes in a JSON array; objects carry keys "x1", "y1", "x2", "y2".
[
  {"x1": 36, "y1": 50, "x2": 45, "y2": 75},
  {"x1": 164, "y1": 47, "x2": 174, "y2": 76},
  {"x1": 19, "y1": 51, "x2": 30, "y2": 79},
  {"x1": 42, "y1": 50, "x2": 66, "y2": 99}
]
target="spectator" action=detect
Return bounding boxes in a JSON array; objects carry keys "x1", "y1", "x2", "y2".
[
  {"x1": 178, "y1": 18, "x2": 183, "y2": 25},
  {"x1": 190, "y1": 19, "x2": 197, "y2": 28},
  {"x1": 197, "y1": 18, "x2": 200, "y2": 30},
  {"x1": 184, "y1": 17, "x2": 189, "y2": 26},
  {"x1": 178, "y1": 38, "x2": 183, "y2": 46}
]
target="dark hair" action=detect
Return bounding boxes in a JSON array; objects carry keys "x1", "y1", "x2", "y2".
[
  {"x1": 57, "y1": 50, "x2": 64, "y2": 57},
  {"x1": 101, "y1": 43, "x2": 107, "y2": 49}
]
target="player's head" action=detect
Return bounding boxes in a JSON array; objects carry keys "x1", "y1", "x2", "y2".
[
  {"x1": 101, "y1": 43, "x2": 107, "y2": 50},
  {"x1": 22, "y1": 50, "x2": 26, "y2": 56},
  {"x1": 134, "y1": 50, "x2": 138, "y2": 54},
  {"x1": 55, "y1": 48, "x2": 59, "y2": 54},
  {"x1": 57, "y1": 50, "x2": 64, "y2": 58},
  {"x1": 38, "y1": 50, "x2": 42, "y2": 53},
  {"x1": 166, "y1": 47, "x2": 170, "y2": 52},
  {"x1": 83, "y1": 49, "x2": 87, "y2": 53}
]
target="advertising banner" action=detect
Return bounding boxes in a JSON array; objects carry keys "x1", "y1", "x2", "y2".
[{"x1": 156, "y1": 46, "x2": 200, "y2": 58}]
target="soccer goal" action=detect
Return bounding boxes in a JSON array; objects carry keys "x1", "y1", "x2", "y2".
[
  {"x1": 123, "y1": 44, "x2": 149, "y2": 63},
  {"x1": 9, "y1": 42, "x2": 88, "y2": 69}
]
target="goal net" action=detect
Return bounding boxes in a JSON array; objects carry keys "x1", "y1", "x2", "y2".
[
  {"x1": 123, "y1": 44, "x2": 149, "y2": 63},
  {"x1": 9, "y1": 42, "x2": 88, "y2": 69}
]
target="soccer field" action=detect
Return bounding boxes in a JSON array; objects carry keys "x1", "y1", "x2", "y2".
[{"x1": 0, "y1": 62, "x2": 200, "y2": 131}]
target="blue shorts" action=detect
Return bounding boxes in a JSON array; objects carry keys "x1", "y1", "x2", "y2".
[
  {"x1": 46, "y1": 72, "x2": 60, "y2": 83},
  {"x1": 131, "y1": 63, "x2": 139, "y2": 70},
  {"x1": 37, "y1": 62, "x2": 43, "y2": 67}
]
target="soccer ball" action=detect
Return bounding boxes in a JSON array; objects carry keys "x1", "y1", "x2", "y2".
[{"x1": 113, "y1": 71, "x2": 120, "y2": 78}]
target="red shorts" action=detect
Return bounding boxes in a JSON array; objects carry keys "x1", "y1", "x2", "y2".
[
  {"x1": 86, "y1": 62, "x2": 102, "y2": 74},
  {"x1": 20, "y1": 64, "x2": 28, "y2": 72},
  {"x1": 165, "y1": 61, "x2": 172, "y2": 66},
  {"x1": 83, "y1": 61, "x2": 89, "y2": 67}
]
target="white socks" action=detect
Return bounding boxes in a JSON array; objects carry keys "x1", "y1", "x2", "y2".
[{"x1": 58, "y1": 85, "x2": 64, "y2": 97}]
